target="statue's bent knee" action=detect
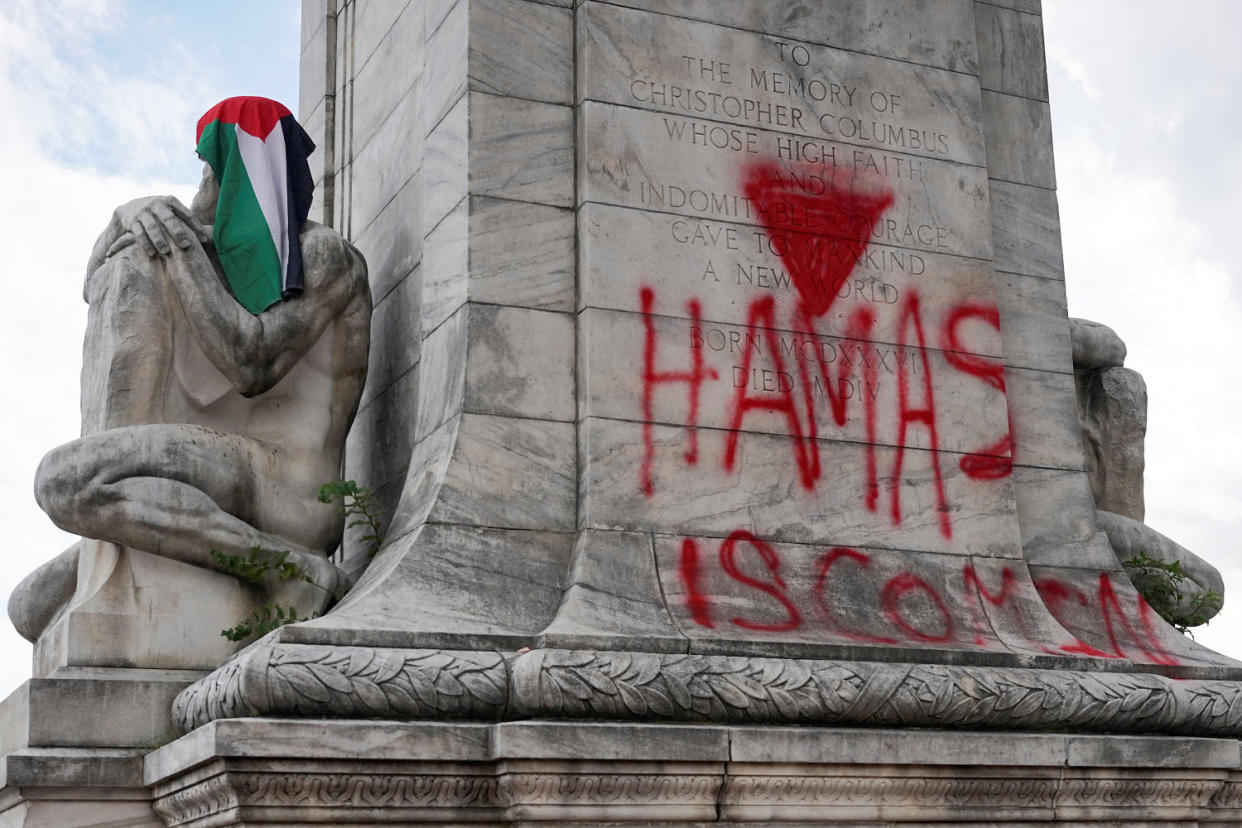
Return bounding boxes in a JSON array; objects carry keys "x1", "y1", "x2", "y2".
[{"x1": 33, "y1": 443, "x2": 80, "y2": 524}]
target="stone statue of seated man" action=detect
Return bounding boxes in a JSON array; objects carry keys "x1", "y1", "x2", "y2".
[{"x1": 10, "y1": 98, "x2": 370, "y2": 668}]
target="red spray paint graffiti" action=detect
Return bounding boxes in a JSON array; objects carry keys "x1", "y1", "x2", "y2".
[
  {"x1": 1035, "y1": 575, "x2": 1179, "y2": 666},
  {"x1": 722, "y1": 295, "x2": 816, "y2": 489},
  {"x1": 640, "y1": 287, "x2": 718, "y2": 496},
  {"x1": 792, "y1": 304, "x2": 879, "y2": 507},
  {"x1": 891, "y1": 292, "x2": 951, "y2": 538},
  {"x1": 638, "y1": 156, "x2": 1013, "y2": 541},
  {"x1": 942, "y1": 303, "x2": 1013, "y2": 479},
  {"x1": 812, "y1": 547, "x2": 896, "y2": 644},
  {"x1": 679, "y1": 537, "x2": 713, "y2": 629},
  {"x1": 718, "y1": 530, "x2": 802, "y2": 632},
  {"x1": 675, "y1": 531, "x2": 1175, "y2": 665},
  {"x1": 880, "y1": 571, "x2": 954, "y2": 643}
]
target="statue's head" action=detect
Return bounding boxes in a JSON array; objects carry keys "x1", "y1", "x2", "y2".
[
  {"x1": 193, "y1": 96, "x2": 317, "y2": 312},
  {"x1": 190, "y1": 165, "x2": 219, "y2": 226},
  {"x1": 193, "y1": 96, "x2": 316, "y2": 232}
]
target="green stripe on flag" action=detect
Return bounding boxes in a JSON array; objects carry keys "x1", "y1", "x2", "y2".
[{"x1": 197, "y1": 120, "x2": 283, "y2": 314}]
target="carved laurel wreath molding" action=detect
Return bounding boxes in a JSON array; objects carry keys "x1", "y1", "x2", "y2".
[
  {"x1": 173, "y1": 643, "x2": 508, "y2": 732},
  {"x1": 174, "y1": 644, "x2": 1242, "y2": 737},
  {"x1": 511, "y1": 650, "x2": 1242, "y2": 736}
]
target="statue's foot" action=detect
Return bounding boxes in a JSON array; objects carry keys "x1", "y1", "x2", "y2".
[
  {"x1": 1098, "y1": 510, "x2": 1226, "y2": 626},
  {"x1": 263, "y1": 550, "x2": 351, "y2": 623},
  {"x1": 9, "y1": 543, "x2": 81, "y2": 642}
]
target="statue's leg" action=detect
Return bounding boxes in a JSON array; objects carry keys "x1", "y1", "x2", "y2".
[
  {"x1": 17, "y1": 252, "x2": 188, "y2": 640},
  {"x1": 7, "y1": 544, "x2": 79, "y2": 642},
  {"x1": 80, "y1": 249, "x2": 175, "y2": 434},
  {"x1": 34, "y1": 424, "x2": 346, "y2": 605}
]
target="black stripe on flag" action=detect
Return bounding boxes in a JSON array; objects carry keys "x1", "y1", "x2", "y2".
[{"x1": 280, "y1": 114, "x2": 317, "y2": 298}]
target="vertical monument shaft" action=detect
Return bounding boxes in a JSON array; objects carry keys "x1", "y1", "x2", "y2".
[{"x1": 281, "y1": 0, "x2": 1238, "y2": 681}]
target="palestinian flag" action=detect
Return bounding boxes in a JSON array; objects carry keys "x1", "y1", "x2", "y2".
[{"x1": 195, "y1": 97, "x2": 316, "y2": 314}]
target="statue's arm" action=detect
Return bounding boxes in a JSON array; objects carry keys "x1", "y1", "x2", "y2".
[
  {"x1": 165, "y1": 226, "x2": 368, "y2": 397},
  {"x1": 85, "y1": 196, "x2": 204, "y2": 296}
]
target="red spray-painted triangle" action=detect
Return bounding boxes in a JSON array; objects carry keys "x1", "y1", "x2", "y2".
[{"x1": 743, "y1": 161, "x2": 894, "y2": 318}]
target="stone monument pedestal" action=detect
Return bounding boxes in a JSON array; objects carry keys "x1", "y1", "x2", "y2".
[
  {"x1": 145, "y1": 718, "x2": 1242, "y2": 825},
  {"x1": 0, "y1": 544, "x2": 254, "y2": 824},
  {"x1": 33, "y1": 541, "x2": 261, "y2": 677},
  {"x1": 0, "y1": 668, "x2": 200, "y2": 826},
  {"x1": 0, "y1": 749, "x2": 157, "y2": 828}
]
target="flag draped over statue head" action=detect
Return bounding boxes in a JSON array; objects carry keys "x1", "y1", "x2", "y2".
[{"x1": 195, "y1": 96, "x2": 316, "y2": 314}]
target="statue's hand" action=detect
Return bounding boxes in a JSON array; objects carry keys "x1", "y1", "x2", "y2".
[{"x1": 101, "y1": 196, "x2": 211, "y2": 261}]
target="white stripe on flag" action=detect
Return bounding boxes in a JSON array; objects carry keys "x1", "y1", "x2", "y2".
[{"x1": 235, "y1": 124, "x2": 291, "y2": 289}]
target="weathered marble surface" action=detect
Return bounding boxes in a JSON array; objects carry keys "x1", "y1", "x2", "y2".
[
  {"x1": 470, "y1": 0, "x2": 573, "y2": 104},
  {"x1": 538, "y1": 529, "x2": 687, "y2": 654},
  {"x1": 1071, "y1": 319, "x2": 1143, "y2": 520},
  {"x1": 1077, "y1": 366, "x2": 1146, "y2": 520},
  {"x1": 579, "y1": 418, "x2": 1022, "y2": 558},
  {"x1": 0, "y1": 749, "x2": 159, "y2": 828},
  {"x1": 974, "y1": 0, "x2": 1048, "y2": 101},
  {"x1": 0, "y1": 668, "x2": 199, "y2": 826},
  {"x1": 595, "y1": 0, "x2": 981, "y2": 73},
  {"x1": 29, "y1": 543, "x2": 263, "y2": 675},
  {"x1": 1071, "y1": 317, "x2": 1127, "y2": 370},
  {"x1": 580, "y1": 202, "x2": 1004, "y2": 351},
  {"x1": 144, "y1": 718, "x2": 1242, "y2": 825},
  {"x1": 1101, "y1": 511, "x2": 1225, "y2": 626},
  {"x1": 980, "y1": 90, "x2": 1056, "y2": 188},
  {"x1": 989, "y1": 180, "x2": 1065, "y2": 280},
  {"x1": 995, "y1": 270, "x2": 1072, "y2": 372},
  {"x1": 1005, "y1": 365, "x2": 1085, "y2": 471}
]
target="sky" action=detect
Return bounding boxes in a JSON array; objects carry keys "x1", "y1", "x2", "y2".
[{"x1": 0, "y1": 0, "x2": 1238, "y2": 698}]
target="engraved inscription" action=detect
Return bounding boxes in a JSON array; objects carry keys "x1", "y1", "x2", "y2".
[
  {"x1": 583, "y1": 2, "x2": 985, "y2": 165},
  {"x1": 583, "y1": 103, "x2": 992, "y2": 261}
]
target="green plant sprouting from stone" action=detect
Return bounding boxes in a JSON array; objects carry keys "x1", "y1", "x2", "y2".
[
  {"x1": 217, "y1": 599, "x2": 306, "y2": 642},
  {"x1": 210, "y1": 548, "x2": 308, "y2": 587},
  {"x1": 1123, "y1": 552, "x2": 1223, "y2": 636},
  {"x1": 214, "y1": 480, "x2": 384, "y2": 641},
  {"x1": 210, "y1": 548, "x2": 330, "y2": 642},
  {"x1": 318, "y1": 479, "x2": 385, "y2": 558}
]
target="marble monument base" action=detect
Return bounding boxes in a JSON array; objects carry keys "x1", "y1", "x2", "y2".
[
  {"x1": 144, "y1": 718, "x2": 1242, "y2": 825},
  {"x1": 0, "y1": 748, "x2": 159, "y2": 827},
  {"x1": 0, "y1": 668, "x2": 202, "y2": 827}
]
